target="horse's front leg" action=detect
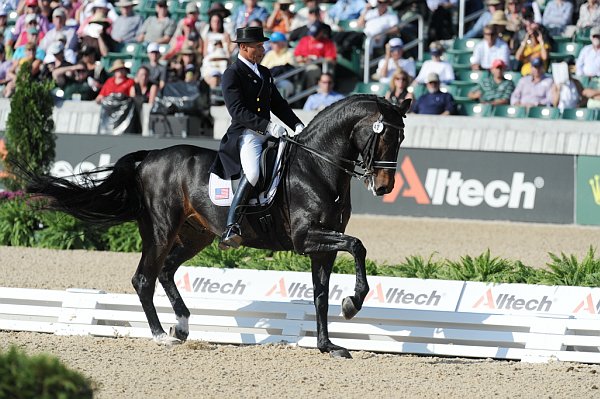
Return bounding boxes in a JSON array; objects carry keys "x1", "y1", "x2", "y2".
[
  {"x1": 304, "y1": 227, "x2": 369, "y2": 320},
  {"x1": 309, "y1": 252, "x2": 352, "y2": 359}
]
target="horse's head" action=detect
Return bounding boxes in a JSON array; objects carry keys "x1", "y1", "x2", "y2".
[{"x1": 353, "y1": 97, "x2": 411, "y2": 196}]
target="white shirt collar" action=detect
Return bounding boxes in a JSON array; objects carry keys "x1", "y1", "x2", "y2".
[{"x1": 238, "y1": 54, "x2": 261, "y2": 77}]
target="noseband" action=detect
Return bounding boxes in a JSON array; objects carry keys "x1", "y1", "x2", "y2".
[{"x1": 284, "y1": 103, "x2": 404, "y2": 181}]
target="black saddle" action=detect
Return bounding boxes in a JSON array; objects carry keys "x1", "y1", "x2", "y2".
[{"x1": 255, "y1": 138, "x2": 281, "y2": 193}]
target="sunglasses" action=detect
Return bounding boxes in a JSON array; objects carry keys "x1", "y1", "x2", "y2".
[
  {"x1": 395, "y1": 77, "x2": 407, "y2": 81},
  {"x1": 320, "y1": 80, "x2": 333, "y2": 84}
]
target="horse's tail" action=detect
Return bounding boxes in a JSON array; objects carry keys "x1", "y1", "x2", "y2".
[{"x1": 24, "y1": 150, "x2": 151, "y2": 226}]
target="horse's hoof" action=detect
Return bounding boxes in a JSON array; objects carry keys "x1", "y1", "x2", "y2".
[
  {"x1": 341, "y1": 296, "x2": 359, "y2": 320},
  {"x1": 330, "y1": 348, "x2": 353, "y2": 359},
  {"x1": 169, "y1": 325, "x2": 189, "y2": 341},
  {"x1": 153, "y1": 333, "x2": 181, "y2": 346}
]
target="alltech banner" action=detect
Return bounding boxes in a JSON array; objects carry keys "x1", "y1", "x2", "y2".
[
  {"x1": 576, "y1": 155, "x2": 600, "y2": 225},
  {"x1": 351, "y1": 148, "x2": 575, "y2": 223},
  {"x1": 160, "y1": 266, "x2": 465, "y2": 312},
  {"x1": 459, "y1": 282, "x2": 600, "y2": 317}
]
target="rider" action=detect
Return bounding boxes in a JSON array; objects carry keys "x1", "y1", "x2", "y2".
[{"x1": 211, "y1": 26, "x2": 304, "y2": 249}]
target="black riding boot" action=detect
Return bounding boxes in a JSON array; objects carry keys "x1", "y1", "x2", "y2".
[{"x1": 219, "y1": 176, "x2": 252, "y2": 249}]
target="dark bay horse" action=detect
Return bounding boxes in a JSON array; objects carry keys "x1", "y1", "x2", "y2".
[{"x1": 23, "y1": 95, "x2": 411, "y2": 358}]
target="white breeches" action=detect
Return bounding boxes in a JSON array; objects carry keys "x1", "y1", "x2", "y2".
[{"x1": 239, "y1": 129, "x2": 268, "y2": 187}]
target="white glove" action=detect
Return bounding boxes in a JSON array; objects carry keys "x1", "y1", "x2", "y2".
[
  {"x1": 266, "y1": 121, "x2": 287, "y2": 138},
  {"x1": 289, "y1": 123, "x2": 304, "y2": 138}
]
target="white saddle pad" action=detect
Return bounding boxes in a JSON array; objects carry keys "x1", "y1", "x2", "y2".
[{"x1": 209, "y1": 141, "x2": 287, "y2": 207}]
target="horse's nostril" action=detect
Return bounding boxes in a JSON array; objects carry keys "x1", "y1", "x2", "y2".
[{"x1": 375, "y1": 186, "x2": 389, "y2": 196}]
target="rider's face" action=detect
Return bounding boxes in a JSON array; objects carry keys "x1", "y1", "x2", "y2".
[{"x1": 240, "y1": 41, "x2": 265, "y2": 64}]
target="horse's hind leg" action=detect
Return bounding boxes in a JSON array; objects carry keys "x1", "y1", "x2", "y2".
[
  {"x1": 310, "y1": 252, "x2": 352, "y2": 359},
  {"x1": 159, "y1": 223, "x2": 215, "y2": 341}
]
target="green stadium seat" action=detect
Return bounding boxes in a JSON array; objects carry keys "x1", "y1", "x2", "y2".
[
  {"x1": 492, "y1": 105, "x2": 526, "y2": 118},
  {"x1": 549, "y1": 42, "x2": 582, "y2": 62},
  {"x1": 503, "y1": 71, "x2": 522, "y2": 85},
  {"x1": 449, "y1": 38, "x2": 480, "y2": 52},
  {"x1": 575, "y1": 27, "x2": 592, "y2": 45},
  {"x1": 407, "y1": 83, "x2": 426, "y2": 99},
  {"x1": 551, "y1": 35, "x2": 572, "y2": 47},
  {"x1": 338, "y1": 19, "x2": 363, "y2": 32},
  {"x1": 443, "y1": 82, "x2": 477, "y2": 104},
  {"x1": 561, "y1": 108, "x2": 597, "y2": 121},
  {"x1": 352, "y1": 82, "x2": 389, "y2": 96},
  {"x1": 446, "y1": 51, "x2": 473, "y2": 65},
  {"x1": 457, "y1": 70, "x2": 490, "y2": 83},
  {"x1": 456, "y1": 103, "x2": 492, "y2": 117},
  {"x1": 587, "y1": 77, "x2": 600, "y2": 89},
  {"x1": 527, "y1": 106, "x2": 560, "y2": 119}
]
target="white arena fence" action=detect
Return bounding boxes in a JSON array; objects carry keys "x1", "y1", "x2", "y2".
[{"x1": 2, "y1": 266, "x2": 600, "y2": 364}]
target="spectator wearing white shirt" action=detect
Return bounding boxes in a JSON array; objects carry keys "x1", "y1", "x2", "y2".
[
  {"x1": 542, "y1": 0, "x2": 573, "y2": 36},
  {"x1": 377, "y1": 37, "x2": 416, "y2": 83},
  {"x1": 576, "y1": 0, "x2": 600, "y2": 32},
  {"x1": 471, "y1": 25, "x2": 510, "y2": 70},
  {"x1": 39, "y1": 8, "x2": 78, "y2": 59},
  {"x1": 413, "y1": 41, "x2": 455, "y2": 85},
  {"x1": 576, "y1": 26, "x2": 600, "y2": 77},
  {"x1": 357, "y1": 0, "x2": 399, "y2": 50}
]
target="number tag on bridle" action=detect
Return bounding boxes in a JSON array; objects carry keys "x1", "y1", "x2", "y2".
[{"x1": 372, "y1": 121, "x2": 384, "y2": 134}]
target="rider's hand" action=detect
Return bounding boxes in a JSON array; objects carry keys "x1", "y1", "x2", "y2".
[
  {"x1": 289, "y1": 123, "x2": 304, "y2": 138},
  {"x1": 266, "y1": 121, "x2": 287, "y2": 138}
]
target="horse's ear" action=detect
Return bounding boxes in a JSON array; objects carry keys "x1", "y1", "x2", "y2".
[{"x1": 397, "y1": 98, "x2": 412, "y2": 116}]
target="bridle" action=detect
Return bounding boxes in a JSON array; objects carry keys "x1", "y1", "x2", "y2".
[{"x1": 284, "y1": 103, "x2": 405, "y2": 184}]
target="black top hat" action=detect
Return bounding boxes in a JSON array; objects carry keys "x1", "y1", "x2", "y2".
[{"x1": 232, "y1": 26, "x2": 269, "y2": 43}]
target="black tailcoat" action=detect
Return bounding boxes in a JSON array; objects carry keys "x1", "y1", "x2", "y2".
[{"x1": 210, "y1": 59, "x2": 302, "y2": 180}]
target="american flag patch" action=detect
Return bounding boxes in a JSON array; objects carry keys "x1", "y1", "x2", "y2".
[{"x1": 215, "y1": 187, "x2": 230, "y2": 200}]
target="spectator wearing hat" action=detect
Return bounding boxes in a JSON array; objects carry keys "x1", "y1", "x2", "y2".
[
  {"x1": 13, "y1": 13, "x2": 45, "y2": 50},
  {"x1": 575, "y1": 26, "x2": 600, "y2": 77},
  {"x1": 261, "y1": 31, "x2": 295, "y2": 96},
  {"x1": 468, "y1": 58, "x2": 514, "y2": 105},
  {"x1": 384, "y1": 69, "x2": 414, "y2": 106},
  {"x1": 201, "y1": 3, "x2": 232, "y2": 59},
  {"x1": 142, "y1": 42, "x2": 166, "y2": 89},
  {"x1": 377, "y1": 37, "x2": 416, "y2": 83},
  {"x1": 266, "y1": 0, "x2": 295, "y2": 34},
  {"x1": 39, "y1": 40, "x2": 71, "y2": 82},
  {"x1": 289, "y1": 3, "x2": 332, "y2": 42},
  {"x1": 164, "y1": 15, "x2": 202, "y2": 61},
  {"x1": 412, "y1": 72, "x2": 455, "y2": 115},
  {"x1": 357, "y1": 0, "x2": 399, "y2": 50},
  {"x1": 95, "y1": 58, "x2": 134, "y2": 103},
  {"x1": 505, "y1": 0, "x2": 525, "y2": 39},
  {"x1": 551, "y1": 57, "x2": 584, "y2": 111},
  {"x1": 166, "y1": 44, "x2": 201, "y2": 83},
  {"x1": 12, "y1": 25, "x2": 45, "y2": 61},
  {"x1": 52, "y1": 44, "x2": 107, "y2": 99},
  {"x1": 171, "y1": 1, "x2": 202, "y2": 40},
  {"x1": 576, "y1": 0, "x2": 600, "y2": 33},
  {"x1": 425, "y1": 0, "x2": 457, "y2": 44},
  {"x1": 4, "y1": 42, "x2": 42, "y2": 96},
  {"x1": 231, "y1": 0, "x2": 270, "y2": 34},
  {"x1": 0, "y1": 0, "x2": 17, "y2": 13},
  {"x1": 303, "y1": 72, "x2": 344, "y2": 111},
  {"x1": 12, "y1": 0, "x2": 50, "y2": 48},
  {"x1": 39, "y1": 8, "x2": 78, "y2": 56},
  {"x1": 542, "y1": 0, "x2": 573, "y2": 36},
  {"x1": 464, "y1": 0, "x2": 502, "y2": 39},
  {"x1": 510, "y1": 57, "x2": 553, "y2": 107},
  {"x1": 294, "y1": 20, "x2": 337, "y2": 88},
  {"x1": 111, "y1": 0, "x2": 143, "y2": 44},
  {"x1": 76, "y1": 0, "x2": 117, "y2": 26},
  {"x1": 413, "y1": 41, "x2": 455, "y2": 85},
  {"x1": 471, "y1": 25, "x2": 510, "y2": 70},
  {"x1": 488, "y1": 9, "x2": 511, "y2": 43},
  {"x1": 136, "y1": 0, "x2": 176, "y2": 44},
  {"x1": 515, "y1": 22, "x2": 549, "y2": 75}
]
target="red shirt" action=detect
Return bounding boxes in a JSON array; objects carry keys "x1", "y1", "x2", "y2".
[
  {"x1": 293, "y1": 36, "x2": 337, "y2": 60},
  {"x1": 99, "y1": 76, "x2": 135, "y2": 97}
]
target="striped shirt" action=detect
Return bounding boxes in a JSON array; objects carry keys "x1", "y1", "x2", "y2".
[{"x1": 472, "y1": 77, "x2": 515, "y2": 103}]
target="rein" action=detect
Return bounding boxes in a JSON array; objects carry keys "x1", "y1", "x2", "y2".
[{"x1": 284, "y1": 105, "x2": 404, "y2": 180}]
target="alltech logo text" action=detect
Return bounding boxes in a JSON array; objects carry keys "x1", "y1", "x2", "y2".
[
  {"x1": 176, "y1": 273, "x2": 246, "y2": 296},
  {"x1": 266, "y1": 278, "x2": 444, "y2": 308},
  {"x1": 383, "y1": 156, "x2": 544, "y2": 209},
  {"x1": 573, "y1": 293, "x2": 600, "y2": 314},
  {"x1": 472, "y1": 288, "x2": 553, "y2": 312}
]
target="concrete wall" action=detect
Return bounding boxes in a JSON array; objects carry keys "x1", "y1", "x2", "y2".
[{"x1": 0, "y1": 98, "x2": 598, "y2": 155}]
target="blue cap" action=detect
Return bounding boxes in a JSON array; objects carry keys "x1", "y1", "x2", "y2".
[
  {"x1": 270, "y1": 31, "x2": 286, "y2": 42},
  {"x1": 530, "y1": 57, "x2": 543, "y2": 68}
]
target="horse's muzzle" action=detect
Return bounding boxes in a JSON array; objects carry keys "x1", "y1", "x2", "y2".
[{"x1": 372, "y1": 171, "x2": 395, "y2": 196}]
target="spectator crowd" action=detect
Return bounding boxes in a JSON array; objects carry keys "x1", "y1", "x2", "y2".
[{"x1": 0, "y1": 0, "x2": 599, "y2": 123}]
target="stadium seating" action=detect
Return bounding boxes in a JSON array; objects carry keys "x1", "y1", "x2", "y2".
[
  {"x1": 549, "y1": 42, "x2": 582, "y2": 62},
  {"x1": 527, "y1": 106, "x2": 560, "y2": 120},
  {"x1": 456, "y1": 70, "x2": 489, "y2": 84},
  {"x1": 503, "y1": 71, "x2": 522, "y2": 85},
  {"x1": 561, "y1": 108, "x2": 597, "y2": 121},
  {"x1": 492, "y1": 105, "x2": 526, "y2": 118},
  {"x1": 456, "y1": 103, "x2": 492, "y2": 117},
  {"x1": 352, "y1": 82, "x2": 389, "y2": 96}
]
